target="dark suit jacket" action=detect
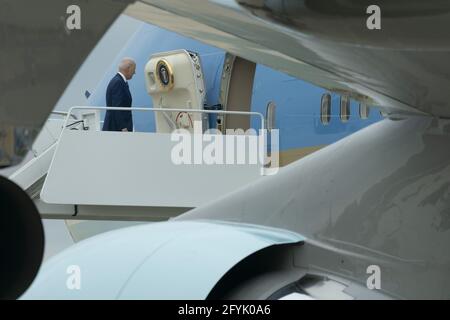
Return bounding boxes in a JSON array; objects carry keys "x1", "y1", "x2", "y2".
[{"x1": 102, "y1": 73, "x2": 133, "y2": 131}]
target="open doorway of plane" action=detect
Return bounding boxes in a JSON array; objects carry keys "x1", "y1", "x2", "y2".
[{"x1": 220, "y1": 54, "x2": 256, "y2": 131}]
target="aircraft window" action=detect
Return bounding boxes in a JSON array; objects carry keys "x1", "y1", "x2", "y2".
[
  {"x1": 359, "y1": 102, "x2": 370, "y2": 119},
  {"x1": 320, "y1": 93, "x2": 331, "y2": 125},
  {"x1": 340, "y1": 95, "x2": 350, "y2": 122}
]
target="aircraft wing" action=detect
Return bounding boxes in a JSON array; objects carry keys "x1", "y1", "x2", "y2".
[
  {"x1": 125, "y1": 0, "x2": 450, "y2": 117},
  {"x1": 0, "y1": 0, "x2": 133, "y2": 167},
  {"x1": 0, "y1": 0, "x2": 133, "y2": 299}
]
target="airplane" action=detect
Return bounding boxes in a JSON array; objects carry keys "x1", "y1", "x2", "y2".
[
  {"x1": 5, "y1": 14, "x2": 382, "y2": 243},
  {"x1": 1, "y1": 0, "x2": 449, "y2": 300}
]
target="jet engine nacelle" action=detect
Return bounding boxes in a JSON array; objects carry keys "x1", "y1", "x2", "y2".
[
  {"x1": 144, "y1": 49, "x2": 207, "y2": 133},
  {"x1": 21, "y1": 221, "x2": 303, "y2": 299},
  {"x1": 0, "y1": 176, "x2": 44, "y2": 299}
]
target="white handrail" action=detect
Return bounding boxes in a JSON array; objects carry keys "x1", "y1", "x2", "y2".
[
  {"x1": 64, "y1": 106, "x2": 265, "y2": 132},
  {"x1": 62, "y1": 106, "x2": 273, "y2": 175},
  {"x1": 51, "y1": 111, "x2": 78, "y2": 120}
]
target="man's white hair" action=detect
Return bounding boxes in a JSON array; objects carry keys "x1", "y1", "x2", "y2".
[{"x1": 118, "y1": 57, "x2": 136, "y2": 71}]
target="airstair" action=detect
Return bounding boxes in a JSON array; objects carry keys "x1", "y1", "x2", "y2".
[{"x1": 10, "y1": 50, "x2": 278, "y2": 221}]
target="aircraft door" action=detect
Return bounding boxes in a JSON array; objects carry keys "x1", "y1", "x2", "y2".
[{"x1": 145, "y1": 50, "x2": 207, "y2": 133}]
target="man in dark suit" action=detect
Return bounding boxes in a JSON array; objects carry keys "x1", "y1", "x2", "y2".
[{"x1": 102, "y1": 58, "x2": 136, "y2": 132}]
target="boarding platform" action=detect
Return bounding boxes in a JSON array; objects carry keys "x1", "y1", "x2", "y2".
[
  {"x1": 10, "y1": 107, "x2": 275, "y2": 221},
  {"x1": 10, "y1": 50, "x2": 277, "y2": 221}
]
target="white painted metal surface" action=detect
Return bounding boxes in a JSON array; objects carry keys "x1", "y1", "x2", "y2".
[
  {"x1": 31, "y1": 119, "x2": 63, "y2": 156},
  {"x1": 10, "y1": 144, "x2": 56, "y2": 191},
  {"x1": 41, "y1": 129, "x2": 262, "y2": 207},
  {"x1": 10, "y1": 119, "x2": 63, "y2": 190},
  {"x1": 145, "y1": 49, "x2": 207, "y2": 133}
]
